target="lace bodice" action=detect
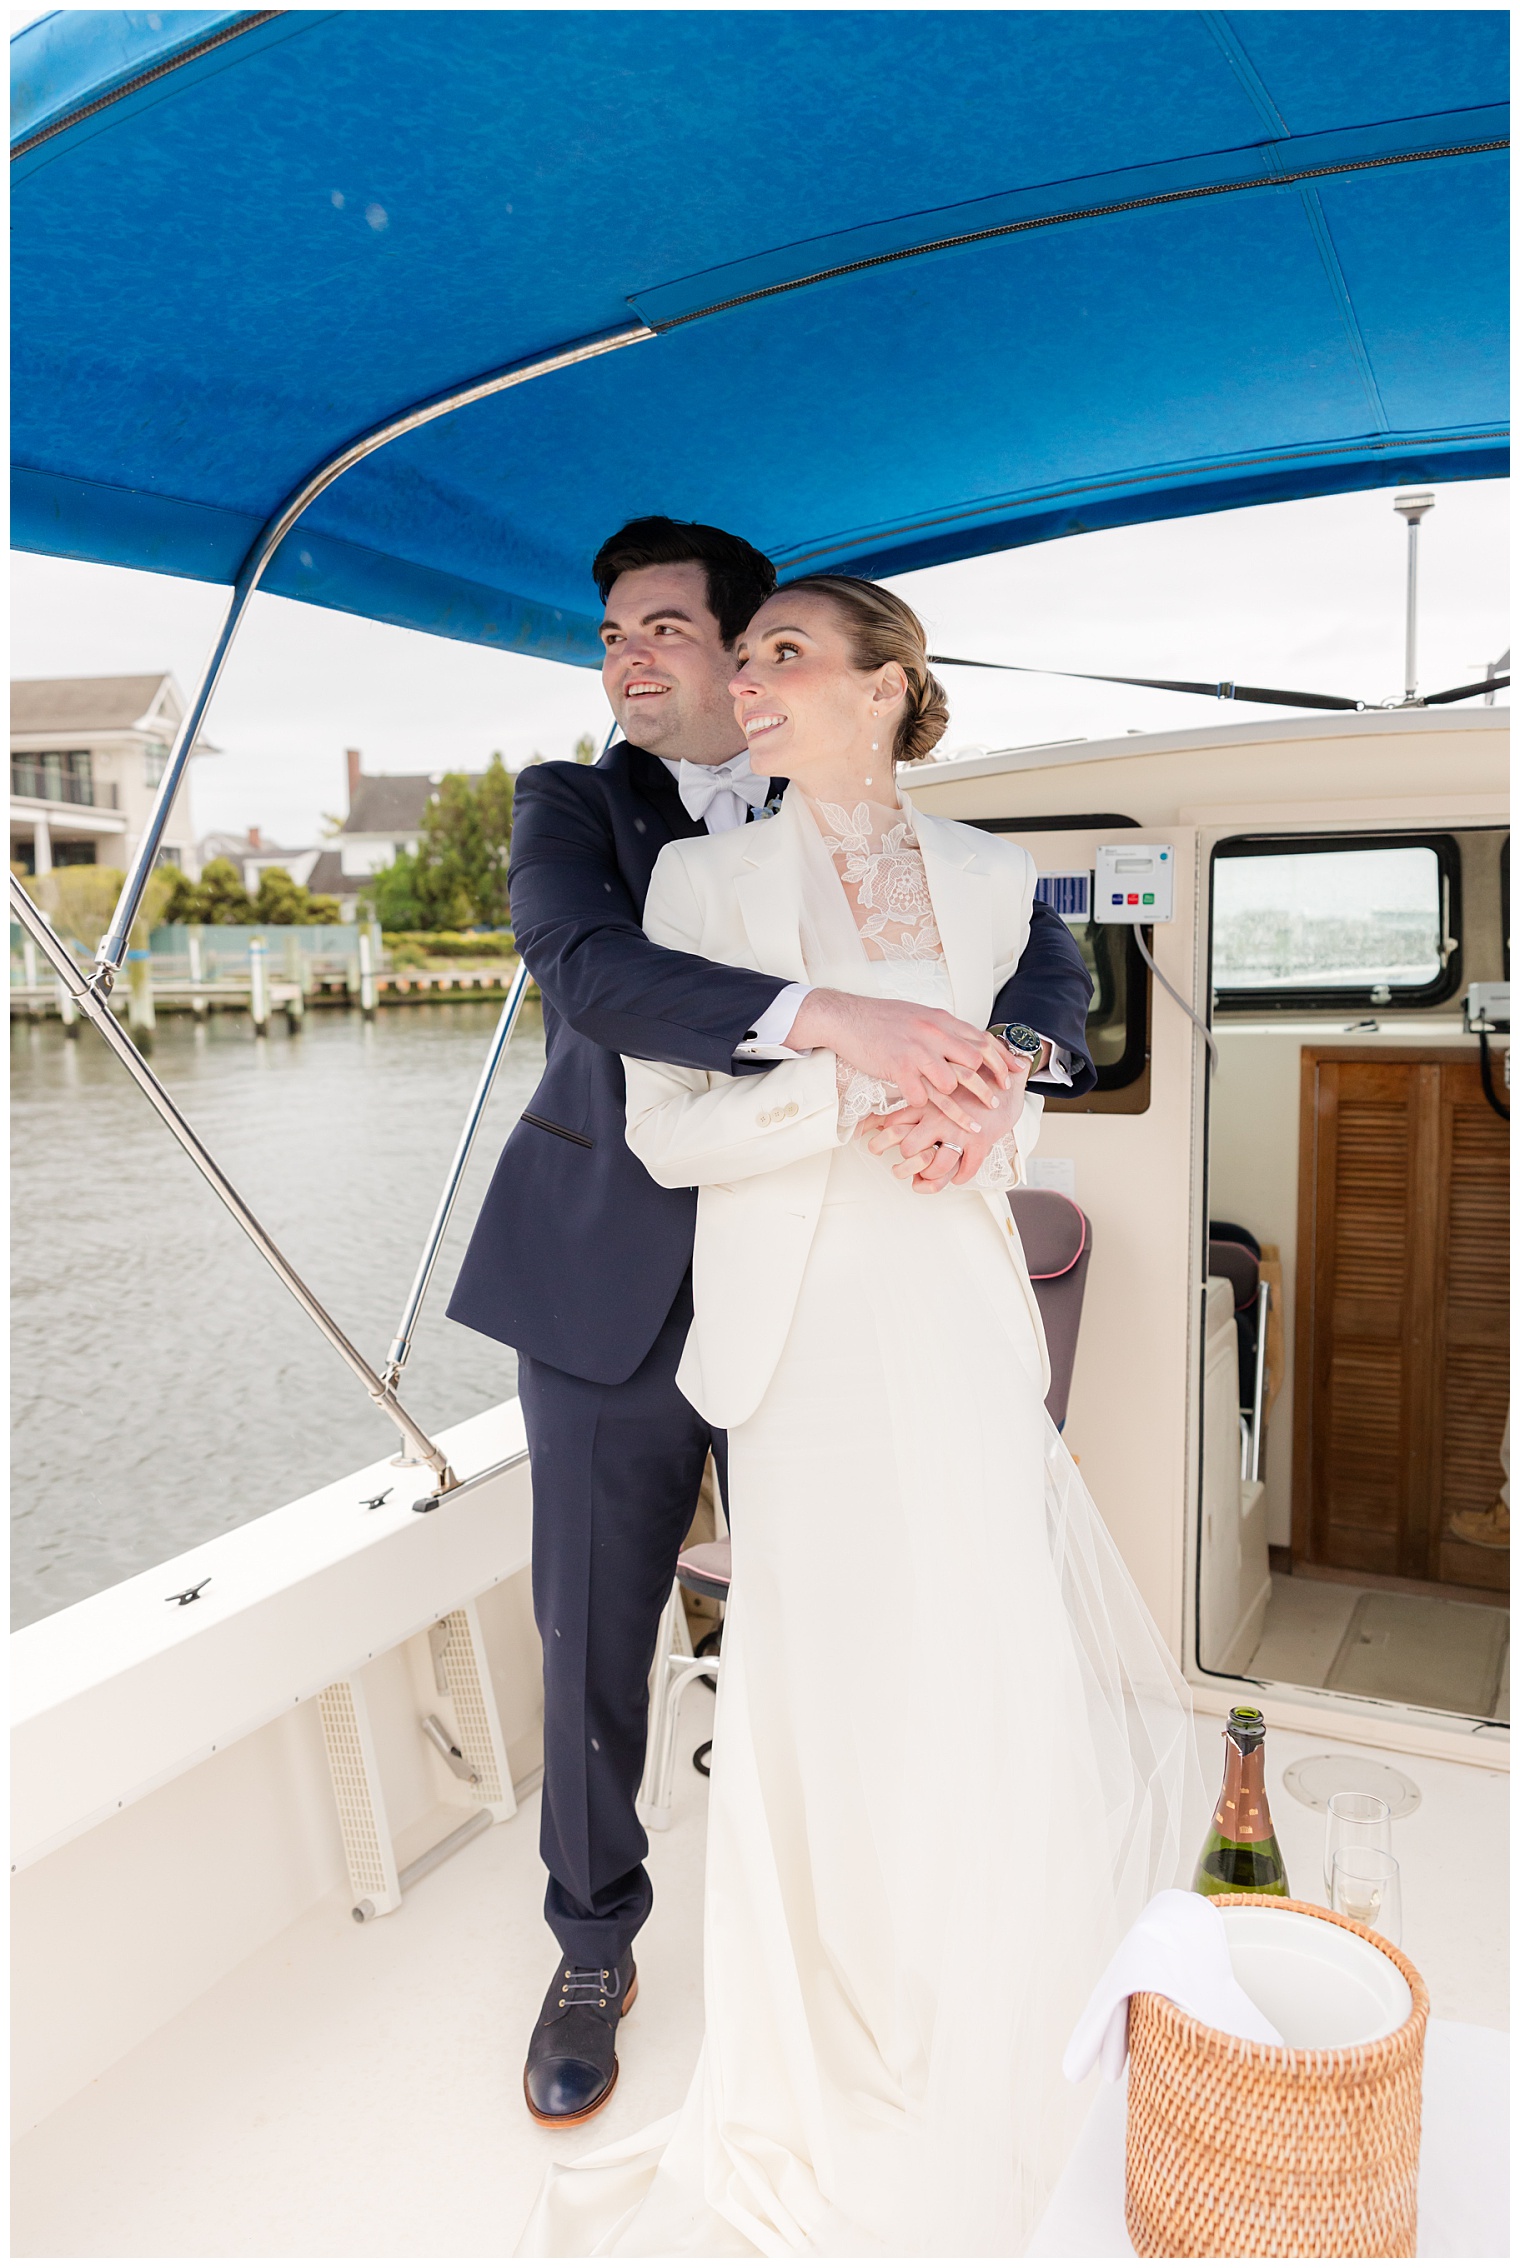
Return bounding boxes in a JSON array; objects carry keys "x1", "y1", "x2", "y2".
[
  {"x1": 800, "y1": 794, "x2": 1023, "y2": 1193},
  {"x1": 810, "y1": 798, "x2": 943, "y2": 963}
]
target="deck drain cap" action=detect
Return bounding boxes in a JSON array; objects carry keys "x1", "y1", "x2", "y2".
[{"x1": 1282, "y1": 1754, "x2": 1421, "y2": 1818}]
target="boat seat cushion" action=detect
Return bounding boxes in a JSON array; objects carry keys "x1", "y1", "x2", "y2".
[
  {"x1": 676, "y1": 1538, "x2": 731, "y2": 1602},
  {"x1": 1006, "y1": 1189, "x2": 1089, "y2": 1279}
]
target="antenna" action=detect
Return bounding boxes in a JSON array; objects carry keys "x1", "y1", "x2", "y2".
[{"x1": 1393, "y1": 490, "x2": 1435, "y2": 704}]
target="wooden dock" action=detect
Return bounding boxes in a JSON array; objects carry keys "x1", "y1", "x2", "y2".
[{"x1": 10, "y1": 964, "x2": 527, "y2": 1020}]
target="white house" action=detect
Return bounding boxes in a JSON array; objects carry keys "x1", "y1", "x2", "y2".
[
  {"x1": 193, "y1": 751, "x2": 471, "y2": 920},
  {"x1": 300, "y1": 750, "x2": 455, "y2": 918},
  {"x1": 10, "y1": 675, "x2": 212, "y2": 880}
]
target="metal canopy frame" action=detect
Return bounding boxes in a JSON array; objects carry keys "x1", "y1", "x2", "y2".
[
  {"x1": 11, "y1": 872, "x2": 457, "y2": 1489},
  {"x1": 91, "y1": 319, "x2": 654, "y2": 988},
  {"x1": 17, "y1": 8, "x2": 1506, "y2": 1503},
  {"x1": 34, "y1": 318, "x2": 654, "y2": 1499}
]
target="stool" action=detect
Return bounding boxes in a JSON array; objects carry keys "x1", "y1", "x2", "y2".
[{"x1": 637, "y1": 1538, "x2": 731, "y2": 1830}]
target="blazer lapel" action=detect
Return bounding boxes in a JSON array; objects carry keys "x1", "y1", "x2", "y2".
[
  {"x1": 913, "y1": 805, "x2": 994, "y2": 1027},
  {"x1": 733, "y1": 795, "x2": 810, "y2": 985},
  {"x1": 619, "y1": 741, "x2": 705, "y2": 841}
]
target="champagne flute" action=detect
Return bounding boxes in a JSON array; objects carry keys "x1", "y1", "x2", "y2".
[
  {"x1": 1330, "y1": 1846, "x2": 1403, "y2": 1946},
  {"x1": 1324, "y1": 1789, "x2": 1393, "y2": 1899}
]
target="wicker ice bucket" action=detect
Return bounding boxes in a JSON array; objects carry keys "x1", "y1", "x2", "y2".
[{"x1": 1125, "y1": 1895, "x2": 1429, "y2": 2258}]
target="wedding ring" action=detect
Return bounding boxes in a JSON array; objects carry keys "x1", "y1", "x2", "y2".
[{"x1": 940, "y1": 1143, "x2": 964, "y2": 1157}]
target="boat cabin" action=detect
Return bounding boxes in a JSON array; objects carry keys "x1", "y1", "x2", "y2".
[{"x1": 912, "y1": 706, "x2": 1510, "y2": 1740}]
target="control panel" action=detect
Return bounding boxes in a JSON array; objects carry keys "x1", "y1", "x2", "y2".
[{"x1": 1094, "y1": 843, "x2": 1175, "y2": 923}]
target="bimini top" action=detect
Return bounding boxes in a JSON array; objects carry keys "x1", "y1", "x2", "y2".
[{"x1": 11, "y1": 9, "x2": 1509, "y2": 666}]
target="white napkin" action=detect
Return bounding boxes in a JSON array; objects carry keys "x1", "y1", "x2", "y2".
[{"x1": 1062, "y1": 1887, "x2": 1285, "y2": 2083}]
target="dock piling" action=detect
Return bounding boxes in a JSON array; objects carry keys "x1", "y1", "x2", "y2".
[
  {"x1": 358, "y1": 927, "x2": 377, "y2": 1019},
  {"x1": 249, "y1": 936, "x2": 270, "y2": 1034},
  {"x1": 125, "y1": 946, "x2": 156, "y2": 1051},
  {"x1": 187, "y1": 926, "x2": 208, "y2": 1019}
]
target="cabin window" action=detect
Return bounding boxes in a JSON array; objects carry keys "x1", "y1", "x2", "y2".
[
  {"x1": 1212, "y1": 834, "x2": 1461, "y2": 1010},
  {"x1": 1071, "y1": 922, "x2": 1148, "y2": 1088}
]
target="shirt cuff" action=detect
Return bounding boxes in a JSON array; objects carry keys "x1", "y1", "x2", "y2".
[
  {"x1": 1032, "y1": 1036, "x2": 1073, "y2": 1088},
  {"x1": 734, "y1": 981, "x2": 813, "y2": 1060}
]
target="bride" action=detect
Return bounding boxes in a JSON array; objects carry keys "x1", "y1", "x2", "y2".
[{"x1": 521, "y1": 578, "x2": 1196, "y2": 2258}]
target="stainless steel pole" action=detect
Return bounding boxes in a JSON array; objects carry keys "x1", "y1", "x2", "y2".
[
  {"x1": 382, "y1": 958, "x2": 533, "y2": 1390},
  {"x1": 13, "y1": 875, "x2": 457, "y2": 1489},
  {"x1": 91, "y1": 319, "x2": 655, "y2": 991},
  {"x1": 1250, "y1": 1280, "x2": 1270, "y2": 1484},
  {"x1": 1394, "y1": 490, "x2": 1435, "y2": 705}
]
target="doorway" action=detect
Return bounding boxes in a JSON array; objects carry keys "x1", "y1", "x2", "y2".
[
  {"x1": 1293, "y1": 1049, "x2": 1508, "y2": 1594},
  {"x1": 1201, "y1": 826, "x2": 1509, "y2": 1721}
]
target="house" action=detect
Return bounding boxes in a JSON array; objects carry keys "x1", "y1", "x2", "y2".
[
  {"x1": 199, "y1": 827, "x2": 327, "y2": 898},
  {"x1": 193, "y1": 751, "x2": 468, "y2": 920},
  {"x1": 302, "y1": 750, "x2": 457, "y2": 918},
  {"x1": 10, "y1": 674, "x2": 213, "y2": 879}
]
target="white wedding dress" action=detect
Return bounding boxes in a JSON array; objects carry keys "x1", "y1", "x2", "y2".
[{"x1": 520, "y1": 798, "x2": 1195, "y2": 2258}]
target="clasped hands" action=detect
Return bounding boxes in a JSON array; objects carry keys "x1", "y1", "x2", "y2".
[
  {"x1": 861, "y1": 1047, "x2": 1032, "y2": 1191},
  {"x1": 783, "y1": 988, "x2": 1038, "y2": 1194}
]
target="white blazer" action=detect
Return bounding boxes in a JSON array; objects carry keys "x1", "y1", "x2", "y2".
[{"x1": 623, "y1": 793, "x2": 1049, "y2": 1428}]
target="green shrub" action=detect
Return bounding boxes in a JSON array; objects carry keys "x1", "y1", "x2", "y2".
[{"x1": 381, "y1": 930, "x2": 516, "y2": 960}]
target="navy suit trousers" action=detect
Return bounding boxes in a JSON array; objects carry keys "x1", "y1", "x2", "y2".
[{"x1": 517, "y1": 1274, "x2": 726, "y2": 1968}]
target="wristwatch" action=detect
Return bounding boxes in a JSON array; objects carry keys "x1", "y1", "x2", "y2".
[{"x1": 990, "y1": 1021, "x2": 1044, "y2": 1069}]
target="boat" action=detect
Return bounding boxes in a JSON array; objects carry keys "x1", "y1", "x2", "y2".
[{"x1": 10, "y1": 11, "x2": 1509, "y2": 2254}]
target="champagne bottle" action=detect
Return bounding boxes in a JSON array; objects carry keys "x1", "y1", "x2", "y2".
[{"x1": 1193, "y1": 1704, "x2": 1290, "y2": 1898}]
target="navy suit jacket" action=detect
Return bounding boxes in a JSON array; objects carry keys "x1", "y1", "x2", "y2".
[{"x1": 447, "y1": 742, "x2": 1095, "y2": 1383}]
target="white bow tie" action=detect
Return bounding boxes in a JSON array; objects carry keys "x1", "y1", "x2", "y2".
[{"x1": 675, "y1": 754, "x2": 770, "y2": 832}]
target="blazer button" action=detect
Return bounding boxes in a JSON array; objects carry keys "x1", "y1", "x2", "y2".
[
  {"x1": 786, "y1": 1101, "x2": 799, "y2": 1117},
  {"x1": 757, "y1": 1110, "x2": 770, "y2": 1127}
]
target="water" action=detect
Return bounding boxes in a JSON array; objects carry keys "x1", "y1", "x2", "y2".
[{"x1": 11, "y1": 1003, "x2": 547, "y2": 1629}]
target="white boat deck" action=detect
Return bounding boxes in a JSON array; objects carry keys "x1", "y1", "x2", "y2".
[{"x1": 11, "y1": 1695, "x2": 1507, "y2": 2259}]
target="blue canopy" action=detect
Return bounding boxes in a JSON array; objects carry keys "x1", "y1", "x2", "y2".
[{"x1": 11, "y1": 9, "x2": 1509, "y2": 668}]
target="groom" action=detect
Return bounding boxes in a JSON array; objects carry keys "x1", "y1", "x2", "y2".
[{"x1": 448, "y1": 516, "x2": 1095, "y2": 2126}]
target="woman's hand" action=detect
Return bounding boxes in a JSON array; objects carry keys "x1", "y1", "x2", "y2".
[{"x1": 863, "y1": 1047, "x2": 1031, "y2": 1191}]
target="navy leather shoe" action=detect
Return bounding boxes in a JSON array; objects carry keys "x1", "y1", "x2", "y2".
[{"x1": 523, "y1": 1954, "x2": 638, "y2": 2126}]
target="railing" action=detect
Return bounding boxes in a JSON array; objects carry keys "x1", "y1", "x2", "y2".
[{"x1": 11, "y1": 761, "x2": 117, "y2": 809}]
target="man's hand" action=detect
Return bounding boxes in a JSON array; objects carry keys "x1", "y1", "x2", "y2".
[
  {"x1": 863, "y1": 1048, "x2": 1032, "y2": 1191},
  {"x1": 785, "y1": 989, "x2": 1013, "y2": 1134}
]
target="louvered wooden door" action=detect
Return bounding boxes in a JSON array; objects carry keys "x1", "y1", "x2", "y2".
[{"x1": 1294, "y1": 1050, "x2": 1508, "y2": 1592}]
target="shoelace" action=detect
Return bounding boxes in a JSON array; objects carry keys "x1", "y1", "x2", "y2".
[{"x1": 558, "y1": 1964, "x2": 616, "y2": 2010}]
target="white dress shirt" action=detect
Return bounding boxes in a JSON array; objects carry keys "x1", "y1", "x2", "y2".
[{"x1": 658, "y1": 754, "x2": 1070, "y2": 1081}]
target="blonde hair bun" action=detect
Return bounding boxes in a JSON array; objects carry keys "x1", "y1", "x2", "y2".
[{"x1": 778, "y1": 575, "x2": 948, "y2": 765}]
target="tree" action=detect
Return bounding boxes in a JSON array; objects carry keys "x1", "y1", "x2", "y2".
[
  {"x1": 155, "y1": 859, "x2": 340, "y2": 925},
  {"x1": 252, "y1": 866, "x2": 342, "y2": 925},
  {"x1": 363, "y1": 754, "x2": 515, "y2": 929},
  {"x1": 362, "y1": 846, "x2": 469, "y2": 932},
  {"x1": 23, "y1": 864, "x2": 174, "y2": 953},
  {"x1": 574, "y1": 733, "x2": 597, "y2": 764},
  {"x1": 159, "y1": 857, "x2": 255, "y2": 924}
]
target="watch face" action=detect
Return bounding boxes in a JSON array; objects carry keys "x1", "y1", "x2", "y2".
[{"x1": 999, "y1": 1022, "x2": 1042, "y2": 1058}]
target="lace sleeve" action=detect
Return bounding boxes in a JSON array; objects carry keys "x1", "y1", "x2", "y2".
[
  {"x1": 835, "y1": 1057, "x2": 904, "y2": 1141},
  {"x1": 966, "y1": 1131, "x2": 1022, "y2": 1191}
]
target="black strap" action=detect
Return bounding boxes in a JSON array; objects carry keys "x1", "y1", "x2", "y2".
[{"x1": 928, "y1": 655, "x2": 1509, "y2": 714}]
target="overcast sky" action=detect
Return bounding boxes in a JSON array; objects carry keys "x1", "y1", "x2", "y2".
[{"x1": 10, "y1": 477, "x2": 1507, "y2": 851}]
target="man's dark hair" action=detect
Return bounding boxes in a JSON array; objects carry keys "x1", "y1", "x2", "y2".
[{"x1": 592, "y1": 515, "x2": 777, "y2": 647}]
